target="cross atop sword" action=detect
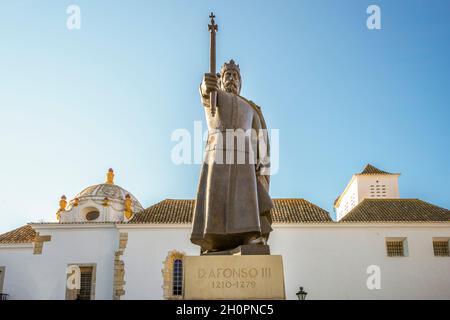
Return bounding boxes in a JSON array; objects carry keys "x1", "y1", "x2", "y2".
[{"x1": 208, "y1": 12, "x2": 218, "y2": 117}]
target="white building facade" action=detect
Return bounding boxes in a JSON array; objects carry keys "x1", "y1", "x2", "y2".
[{"x1": 1, "y1": 165, "x2": 449, "y2": 300}]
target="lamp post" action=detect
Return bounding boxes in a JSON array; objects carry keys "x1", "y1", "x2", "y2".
[{"x1": 296, "y1": 287, "x2": 307, "y2": 300}]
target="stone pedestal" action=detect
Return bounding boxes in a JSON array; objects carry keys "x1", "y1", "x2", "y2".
[{"x1": 183, "y1": 255, "x2": 285, "y2": 300}]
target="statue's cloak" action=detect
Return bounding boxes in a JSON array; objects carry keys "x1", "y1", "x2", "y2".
[{"x1": 190, "y1": 89, "x2": 273, "y2": 252}]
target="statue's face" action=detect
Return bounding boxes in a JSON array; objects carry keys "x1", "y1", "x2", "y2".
[{"x1": 221, "y1": 69, "x2": 241, "y2": 95}]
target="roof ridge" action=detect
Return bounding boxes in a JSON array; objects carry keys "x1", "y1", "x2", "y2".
[
  {"x1": 341, "y1": 198, "x2": 450, "y2": 222},
  {"x1": 0, "y1": 225, "x2": 36, "y2": 244},
  {"x1": 363, "y1": 198, "x2": 420, "y2": 201},
  {"x1": 161, "y1": 198, "x2": 314, "y2": 200},
  {"x1": 134, "y1": 198, "x2": 332, "y2": 223},
  {"x1": 273, "y1": 198, "x2": 305, "y2": 201},
  {"x1": 358, "y1": 163, "x2": 399, "y2": 175}
]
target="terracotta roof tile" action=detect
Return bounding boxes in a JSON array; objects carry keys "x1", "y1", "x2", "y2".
[
  {"x1": 272, "y1": 199, "x2": 332, "y2": 223},
  {"x1": 340, "y1": 199, "x2": 450, "y2": 222},
  {"x1": 130, "y1": 199, "x2": 195, "y2": 224},
  {"x1": 359, "y1": 164, "x2": 396, "y2": 175},
  {"x1": 129, "y1": 198, "x2": 333, "y2": 224},
  {"x1": 0, "y1": 225, "x2": 36, "y2": 244}
]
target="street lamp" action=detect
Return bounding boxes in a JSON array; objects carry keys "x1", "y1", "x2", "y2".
[{"x1": 296, "y1": 287, "x2": 307, "y2": 300}]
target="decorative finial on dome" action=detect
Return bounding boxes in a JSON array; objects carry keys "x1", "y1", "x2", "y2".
[
  {"x1": 59, "y1": 195, "x2": 67, "y2": 211},
  {"x1": 123, "y1": 194, "x2": 133, "y2": 220},
  {"x1": 106, "y1": 168, "x2": 115, "y2": 184},
  {"x1": 56, "y1": 195, "x2": 67, "y2": 221},
  {"x1": 103, "y1": 197, "x2": 109, "y2": 207},
  {"x1": 124, "y1": 194, "x2": 133, "y2": 220},
  {"x1": 73, "y1": 197, "x2": 79, "y2": 207}
]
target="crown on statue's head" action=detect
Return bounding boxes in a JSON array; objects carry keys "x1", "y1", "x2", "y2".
[{"x1": 220, "y1": 59, "x2": 241, "y2": 76}]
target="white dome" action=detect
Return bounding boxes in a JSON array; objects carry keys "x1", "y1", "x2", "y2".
[
  {"x1": 71, "y1": 183, "x2": 144, "y2": 213},
  {"x1": 58, "y1": 169, "x2": 144, "y2": 223}
]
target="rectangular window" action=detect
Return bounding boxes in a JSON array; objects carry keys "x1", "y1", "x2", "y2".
[
  {"x1": 65, "y1": 264, "x2": 96, "y2": 300},
  {"x1": 0, "y1": 266, "x2": 5, "y2": 295},
  {"x1": 386, "y1": 238, "x2": 408, "y2": 257},
  {"x1": 433, "y1": 239, "x2": 450, "y2": 257},
  {"x1": 78, "y1": 266, "x2": 94, "y2": 300}
]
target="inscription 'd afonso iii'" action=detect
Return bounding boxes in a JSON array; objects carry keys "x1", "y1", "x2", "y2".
[{"x1": 197, "y1": 267, "x2": 272, "y2": 289}]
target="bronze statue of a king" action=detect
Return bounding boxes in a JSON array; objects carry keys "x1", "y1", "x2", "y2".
[{"x1": 190, "y1": 59, "x2": 274, "y2": 254}]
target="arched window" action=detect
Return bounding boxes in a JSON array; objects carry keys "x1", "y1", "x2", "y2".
[
  {"x1": 172, "y1": 259, "x2": 183, "y2": 296},
  {"x1": 162, "y1": 250, "x2": 185, "y2": 299}
]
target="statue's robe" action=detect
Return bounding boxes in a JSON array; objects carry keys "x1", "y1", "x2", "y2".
[{"x1": 190, "y1": 89, "x2": 273, "y2": 252}]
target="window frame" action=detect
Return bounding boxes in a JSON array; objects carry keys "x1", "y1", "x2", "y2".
[
  {"x1": 432, "y1": 238, "x2": 450, "y2": 257},
  {"x1": 0, "y1": 266, "x2": 5, "y2": 294},
  {"x1": 172, "y1": 259, "x2": 183, "y2": 296},
  {"x1": 162, "y1": 250, "x2": 185, "y2": 300},
  {"x1": 65, "y1": 263, "x2": 97, "y2": 300},
  {"x1": 385, "y1": 237, "x2": 409, "y2": 257}
]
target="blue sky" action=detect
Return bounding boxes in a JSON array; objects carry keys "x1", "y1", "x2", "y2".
[{"x1": 0, "y1": 0, "x2": 449, "y2": 233}]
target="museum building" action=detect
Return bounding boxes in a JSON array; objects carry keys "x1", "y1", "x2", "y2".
[{"x1": 0, "y1": 164, "x2": 449, "y2": 300}]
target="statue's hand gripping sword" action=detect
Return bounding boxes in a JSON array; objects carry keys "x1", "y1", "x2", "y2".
[{"x1": 208, "y1": 12, "x2": 218, "y2": 117}]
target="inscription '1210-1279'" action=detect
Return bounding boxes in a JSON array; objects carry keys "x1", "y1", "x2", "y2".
[{"x1": 183, "y1": 256, "x2": 285, "y2": 299}]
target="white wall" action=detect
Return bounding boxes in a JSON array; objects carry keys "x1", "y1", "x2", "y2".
[
  {"x1": 1, "y1": 223, "x2": 449, "y2": 300},
  {"x1": 119, "y1": 226, "x2": 198, "y2": 299},
  {"x1": 357, "y1": 175, "x2": 400, "y2": 202},
  {"x1": 270, "y1": 224, "x2": 450, "y2": 299},
  {"x1": 0, "y1": 245, "x2": 35, "y2": 299},
  {"x1": 336, "y1": 178, "x2": 358, "y2": 220},
  {"x1": 0, "y1": 225, "x2": 117, "y2": 300},
  {"x1": 120, "y1": 224, "x2": 450, "y2": 300}
]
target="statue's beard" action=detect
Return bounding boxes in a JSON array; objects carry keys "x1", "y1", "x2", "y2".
[{"x1": 223, "y1": 81, "x2": 239, "y2": 94}]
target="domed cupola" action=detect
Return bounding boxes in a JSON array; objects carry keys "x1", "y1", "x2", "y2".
[{"x1": 57, "y1": 169, "x2": 144, "y2": 223}]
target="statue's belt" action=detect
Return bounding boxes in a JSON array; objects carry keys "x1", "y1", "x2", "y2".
[
  {"x1": 207, "y1": 128, "x2": 267, "y2": 134},
  {"x1": 205, "y1": 145, "x2": 255, "y2": 154}
]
